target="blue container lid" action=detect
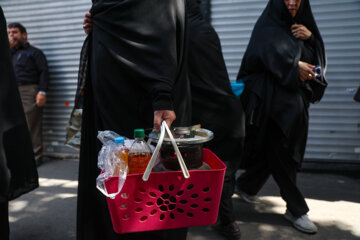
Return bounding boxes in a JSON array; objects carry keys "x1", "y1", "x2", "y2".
[
  {"x1": 231, "y1": 78, "x2": 245, "y2": 98},
  {"x1": 115, "y1": 137, "x2": 125, "y2": 144}
]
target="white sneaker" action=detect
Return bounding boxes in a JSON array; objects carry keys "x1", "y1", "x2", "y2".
[
  {"x1": 284, "y1": 210, "x2": 318, "y2": 234},
  {"x1": 235, "y1": 190, "x2": 257, "y2": 204}
]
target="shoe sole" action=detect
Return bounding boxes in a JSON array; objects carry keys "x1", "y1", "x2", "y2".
[{"x1": 293, "y1": 223, "x2": 318, "y2": 234}]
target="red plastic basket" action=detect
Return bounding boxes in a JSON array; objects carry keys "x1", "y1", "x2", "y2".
[{"x1": 104, "y1": 148, "x2": 226, "y2": 234}]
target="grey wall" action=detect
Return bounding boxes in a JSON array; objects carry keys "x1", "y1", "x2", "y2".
[
  {"x1": 1, "y1": 0, "x2": 91, "y2": 155},
  {"x1": 2, "y1": 0, "x2": 360, "y2": 164}
]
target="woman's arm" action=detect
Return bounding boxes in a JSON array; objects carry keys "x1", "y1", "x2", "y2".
[{"x1": 82, "y1": 9, "x2": 177, "y2": 129}]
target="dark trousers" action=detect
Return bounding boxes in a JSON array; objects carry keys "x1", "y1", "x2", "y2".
[
  {"x1": 218, "y1": 159, "x2": 240, "y2": 225},
  {"x1": 18, "y1": 84, "x2": 43, "y2": 162},
  {"x1": 237, "y1": 122, "x2": 309, "y2": 218},
  {"x1": 206, "y1": 135, "x2": 244, "y2": 225},
  {"x1": 0, "y1": 201, "x2": 9, "y2": 240}
]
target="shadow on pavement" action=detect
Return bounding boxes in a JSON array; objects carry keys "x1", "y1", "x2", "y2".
[{"x1": 9, "y1": 159, "x2": 78, "y2": 240}]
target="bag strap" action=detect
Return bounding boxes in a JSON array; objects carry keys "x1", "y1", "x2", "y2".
[{"x1": 142, "y1": 121, "x2": 190, "y2": 181}]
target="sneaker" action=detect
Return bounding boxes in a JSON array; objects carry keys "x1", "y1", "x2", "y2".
[
  {"x1": 235, "y1": 190, "x2": 257, "y2": 204},
  {"x1": 212, "y1": 222, "x2": 242, "y2": 240},
  {"x1": 284, "y1": 210, "x2": 318, "y2": 234}
]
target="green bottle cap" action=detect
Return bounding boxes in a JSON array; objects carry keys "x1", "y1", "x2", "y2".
[{"x1": 134, "y1": 129, "x2": 145, "y2": 138}]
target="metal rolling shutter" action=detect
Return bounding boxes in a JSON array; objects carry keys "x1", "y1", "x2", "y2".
[
  {"x1": 1, "y1": 0, "x2": 90, "y2": 156},
  {"x1": 211, "y1": 0, "x2": 360, "y2": 164}
]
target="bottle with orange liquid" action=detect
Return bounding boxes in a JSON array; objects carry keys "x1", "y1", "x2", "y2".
[
  {"x1": 112, "y1": 137, "x2": 129, "y2": 176},
  {"x1": 128, "y1": 129, "x2": 152, "y2": 174}
]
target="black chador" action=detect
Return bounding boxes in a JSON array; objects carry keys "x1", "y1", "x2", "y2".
[
  {"x1": 186, "y1": 0, "x2": 245, "y2": 228},
  {"x1": 236, "y1": 0, "x2": 327, "y2": 218},
  {"x1": 0, "y1": 7, "x2": 39, "y2": 240},
  {"x1": 77, "y1": 1, "x2": 190, "y2": 239}
]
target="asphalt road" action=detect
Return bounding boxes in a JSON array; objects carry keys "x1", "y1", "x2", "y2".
[{"x1": 8, "y1": 158, "x2": 360, "y2": 240}]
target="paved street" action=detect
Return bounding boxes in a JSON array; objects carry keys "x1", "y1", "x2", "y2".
[{"x1": 9, "y1": 158, "x2": 360, "y2": 240}]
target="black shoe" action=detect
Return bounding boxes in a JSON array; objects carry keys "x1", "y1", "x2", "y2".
[{"x1": 212, "y1": 222, "x2": 241, "y2": 240}]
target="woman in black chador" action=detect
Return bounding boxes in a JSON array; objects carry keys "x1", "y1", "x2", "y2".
[
  {"x1": 0, "y1": 7, "x2": 39, "y2": 240},
  {"x1": 82, "y1": 1, "x2": 245, "y2": 239},
  {"x1": 235, "y1": 0, "x2": 327, "y2": 234},
  {"x1": 186, "y1": 0, "x2": 245, "y2": 239},
  {"x1": 77, "y1": 0, "x2": 190, "y2": 239}
]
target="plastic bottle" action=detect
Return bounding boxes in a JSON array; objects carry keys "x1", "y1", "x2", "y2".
[
  {"x1": 128, "y1": 129, "x2": 152, "y2": 174},
  {"x1": 112, "y1": 137, "x2": 129, "y2": 176}
]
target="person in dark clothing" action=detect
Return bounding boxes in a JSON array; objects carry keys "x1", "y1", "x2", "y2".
[
  {"x1": 186, "y1": 0, "x2": 245, "y2": 239},
  {"x1": 0, "y1": 7, "x2": 39, "y2": 240},
  {"x1": 78, "y1": 1, "x2": 190, "y2": 239},
  {"x1": 8, "y1": 22, "x2": 49, "y2": 165},
  {"x1": 83, "y1": 2, "x2": 245, "y2": 239},
  {"x1": 235, "y1": 0, "x2": 327, "y2": 234}
]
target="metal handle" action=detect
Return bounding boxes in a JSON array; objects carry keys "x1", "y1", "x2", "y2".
[
  {"x1": 142, "y1": 121, "x2": 190, "y2": 181},
  {"x1": 163, "y1": 122, "x2": 190, "y2": 179},
  {"x1": 142, "y1": 122, "x2": 165, "y2": 181}
]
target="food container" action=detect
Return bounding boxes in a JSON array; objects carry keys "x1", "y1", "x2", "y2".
[{"x1": 148, "y1": 126, "x2": 213, "y2": 170}]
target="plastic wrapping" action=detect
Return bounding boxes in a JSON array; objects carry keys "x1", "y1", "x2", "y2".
[{"x1": 96, "y1": 131, "x2": 128, "y2": 199}]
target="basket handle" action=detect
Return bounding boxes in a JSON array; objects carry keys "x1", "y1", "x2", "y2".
[{"x1": 142, "y1": 121, "x2": 190, "y2": 181}]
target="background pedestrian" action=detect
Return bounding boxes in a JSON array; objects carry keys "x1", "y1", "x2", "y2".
[
  {"x1": 7, "y1": 22, "x2": 49, "y2": 166},
  {"x1": 235, "y1": 0, "x2": 327, "y2": 234}
]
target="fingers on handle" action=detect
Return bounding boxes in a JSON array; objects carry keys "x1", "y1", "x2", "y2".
[{"x1": 153, "y1": 111, "x2": 162, "y2": 130}]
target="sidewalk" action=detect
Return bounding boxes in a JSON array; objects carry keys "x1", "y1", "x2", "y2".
[{"x1": 8, "y1": 158, "x2": 360, "y2": 240}]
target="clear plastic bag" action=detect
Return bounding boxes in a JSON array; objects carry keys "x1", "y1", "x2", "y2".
[{"x1": 96, "y1": 131, "x2": 128, "y2": 199}]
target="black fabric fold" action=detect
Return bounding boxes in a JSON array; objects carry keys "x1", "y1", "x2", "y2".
[
  {"x1": 187, "y1": 0, "x2": 245, "y2": 139},
  {"x1": 0, "y1": 6, "x2": 38, "y2": 203},
  {"x1": 89, "y1": 0, "x2": 191, "y2": 137},
  {"x1": 77, "y1": 1, "x2": 190, "y2": 239}
]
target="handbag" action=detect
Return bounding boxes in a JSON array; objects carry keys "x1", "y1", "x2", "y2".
[{"x1": 308, "y1": 77, "x2": 327, "y2": 103}]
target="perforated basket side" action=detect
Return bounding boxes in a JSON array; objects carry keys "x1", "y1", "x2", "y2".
[{"x1": 105, "y1": 149, "x2": 226, "y2": 233}]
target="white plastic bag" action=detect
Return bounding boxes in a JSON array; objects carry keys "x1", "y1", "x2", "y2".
[{"x1": 96, "y1": 131, "x2": 128, "y2": 199}]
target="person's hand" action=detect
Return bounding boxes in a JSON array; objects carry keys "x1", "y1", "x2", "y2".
[
  {"x1": 153, "y1": 110, "x2": 176, "y2": 131},
  {"x1": 298, "y1": 61, "x2": 316, "y2": 82},
  {"x1": 83, "y1": 11, "x2": 93, "y2": 35},
  {"x1": 36, "y1": 93, "x2": 46, "y2": 107},
  {"x1": 291, "y1": 24, "x2": 312, "y2": 40}
]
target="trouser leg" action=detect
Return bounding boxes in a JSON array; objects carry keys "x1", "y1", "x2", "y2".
[
  {"x1": 0, "y1": 201, "x2": 9, "y2": 240},
  {"x1": 215, "y1": 138, "x2": 244, "y2": 225},
  {"x1": 267, "y1": 124, "x2": 309, "y2": 218},
  {"x1": 26, "y1": 105, "x2": 43, "y2": 162},
  {"x1": 268, "y1": 144, "x2": 309, "y2": 217},
  {"x1": 236, "y1": 123, "x2": 270, "y2": 196},
  {"x1": 18, "y1": 85, "x2": 43, "y2": 162},
  {"x1": 236, "y1": 159, "x2": 270, "y2": 196},
  {"x1": 218, "y1": 160, "x2": 238, "y2": 225},
  {"x1": 205, "y1": 131, "x2": 244, "y2": 225}
]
